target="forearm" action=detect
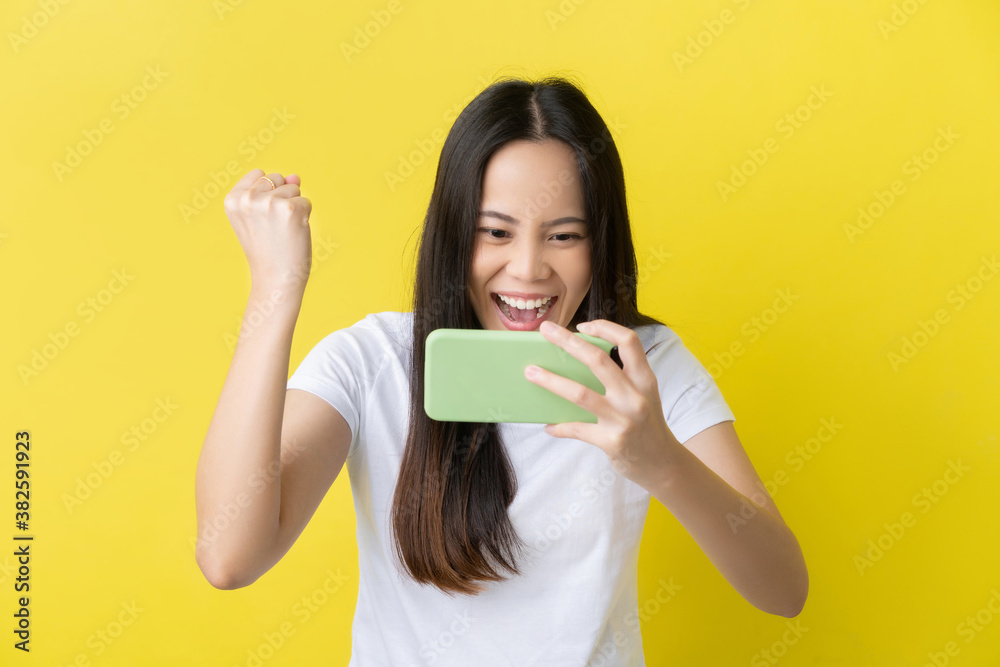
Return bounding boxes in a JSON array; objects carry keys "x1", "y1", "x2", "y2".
[
  {"x1": 194, "y1": 285, "x2": 302, "y2": 587},
  {"x1": 649, "y1": 438, "x2": 808, "y2": 617}
]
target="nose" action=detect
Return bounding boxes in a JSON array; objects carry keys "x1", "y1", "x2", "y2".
[{"x1": 505, "y1": 237, "x2": 551, "y2": 282}]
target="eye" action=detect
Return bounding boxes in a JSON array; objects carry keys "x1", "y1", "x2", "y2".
[{"x1": 478, "y1": 228, "x2": 584, "y2": 242}]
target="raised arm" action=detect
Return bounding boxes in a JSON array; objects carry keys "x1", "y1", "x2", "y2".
[{"x1": 194, "y1": 169, "x2": 351, "y2": 589}]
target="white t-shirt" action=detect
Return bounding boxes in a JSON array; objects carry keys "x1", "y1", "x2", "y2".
[{"x1": 286, "y1": 311, "x2": 736, "y2": 666}]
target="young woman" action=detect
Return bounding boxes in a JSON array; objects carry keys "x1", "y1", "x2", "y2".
[{"x1": 195, "y1": 76, "x2": 808, "y2": 666}]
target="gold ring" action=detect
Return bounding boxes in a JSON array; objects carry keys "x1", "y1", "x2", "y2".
[{"x1": 258, "y1": 175, "x2": 276, "y2": 190}]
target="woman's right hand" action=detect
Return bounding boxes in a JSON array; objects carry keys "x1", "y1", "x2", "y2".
[{"x1": 224, "y1": 168, "x2": 313, "y2": 296}]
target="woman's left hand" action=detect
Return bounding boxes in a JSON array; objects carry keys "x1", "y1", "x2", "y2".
[{"x1": 525, "y1": 319, "x2": 682, "y2": 491}]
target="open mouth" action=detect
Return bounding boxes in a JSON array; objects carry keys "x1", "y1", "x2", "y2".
[{"x1": 492, "y1": 293, "x2": 557, "y2": 324}]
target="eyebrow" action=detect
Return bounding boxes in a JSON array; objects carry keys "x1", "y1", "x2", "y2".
[{"x1": 479, "y1": 210, "x2": 587, "y2": 227}]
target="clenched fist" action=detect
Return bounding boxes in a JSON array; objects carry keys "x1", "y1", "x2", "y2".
[{"x1": 224, "y1": 168, "x2": 313, "y2": 297}]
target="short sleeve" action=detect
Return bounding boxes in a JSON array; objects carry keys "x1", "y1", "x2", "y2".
[
  {"x1": 286, "y1": 314, "x2": 380, "y2": 458},
  {"x1": 644, "y1": 326, "x2": 736, "y2": 444}
]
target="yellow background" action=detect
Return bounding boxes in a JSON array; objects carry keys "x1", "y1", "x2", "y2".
[{"x1": 2, "y1": 0, "x2": 998, "y2": 664}]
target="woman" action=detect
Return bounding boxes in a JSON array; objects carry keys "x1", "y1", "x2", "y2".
[{"x1": 195, "y1": 76, "x2": 808, "y2": 665}]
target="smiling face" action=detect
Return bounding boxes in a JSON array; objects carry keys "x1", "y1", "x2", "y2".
[{"x1": 467, "y1": 138, "x2": 593, "y2": 332}]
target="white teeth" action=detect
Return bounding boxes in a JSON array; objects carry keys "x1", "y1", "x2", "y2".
[
  {"x1": 497, "y1": 294, "x2": 553, "y2": 309},
  {"x1": 498, "y1": 298, "x2": 550, "y2": 321}
]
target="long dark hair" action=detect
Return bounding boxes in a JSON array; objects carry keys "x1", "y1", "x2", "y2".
[{"x1": 390, "y1": 75, "x2": 667, "y2": 596}]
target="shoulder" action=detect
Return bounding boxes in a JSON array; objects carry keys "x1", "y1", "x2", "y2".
[
  {"x1": 631, "y1": 322, "x2": 736, "y2": 441},
  {"x1": 291, "y1": 312, "x2": 413, "y2": 392},
  {"x1": 630, "y1": 322, "x2": 716, "y2": 390},
  {"x1": 316, "y1": 311, "x2": 412, "y2": 349},
  {"x1": 363, "y1": 311, "x2": 413, "y2": 351},
  {"x1": 631, "y1": 321, "x2": 684, "y2": 357}
]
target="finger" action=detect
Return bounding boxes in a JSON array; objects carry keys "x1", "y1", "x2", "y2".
[
  {"x1": 253, "y1": 172, "x2": 285, "y2": 192},
  {"x1": 285, "y1": 173, "x2": 301, "y2": 187},
  {"x1": 271, "y1": 182, "x2": 301, "y2": 199},
  {"x1": 233, "y1": 168, "x2": 266, "y2": 194},
  {"x1": 539, "y1": 321, "x2": 629, "y2": 397},
  {"x1": 291, "y1": 196, "x2": 312, "y2": 225},
  {"x1": 272, "y1": 196, "x2": 313, "y2": 227},
  {"x1": 525, "y1": 364, "x2": 612, "y2": 422},
  {"x1": 575, "y1": 320, "x2": 653, "y2": 387},
  {"x1": 544, "y1": 419, "x2": 601, "y2": 444}
]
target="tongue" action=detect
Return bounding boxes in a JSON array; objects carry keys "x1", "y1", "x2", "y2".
[{"x1": 510, "y1": 305, "x2": 538, "y2": 323}]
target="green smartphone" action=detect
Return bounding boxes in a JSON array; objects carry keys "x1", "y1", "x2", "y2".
[{"x1": 423, "y1": 328, "x2": 622, "y2": 424}]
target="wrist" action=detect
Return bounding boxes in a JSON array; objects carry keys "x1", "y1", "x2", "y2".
[
  {"x1": 249, "y1": 273, "x2": 305, "y2": 301},
  {"x1": 646, "y1": 433, "x2": 698, "y2": 498},
  {"x1": 246, "y1": 283, "x2": 303, "y2": 321}
]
